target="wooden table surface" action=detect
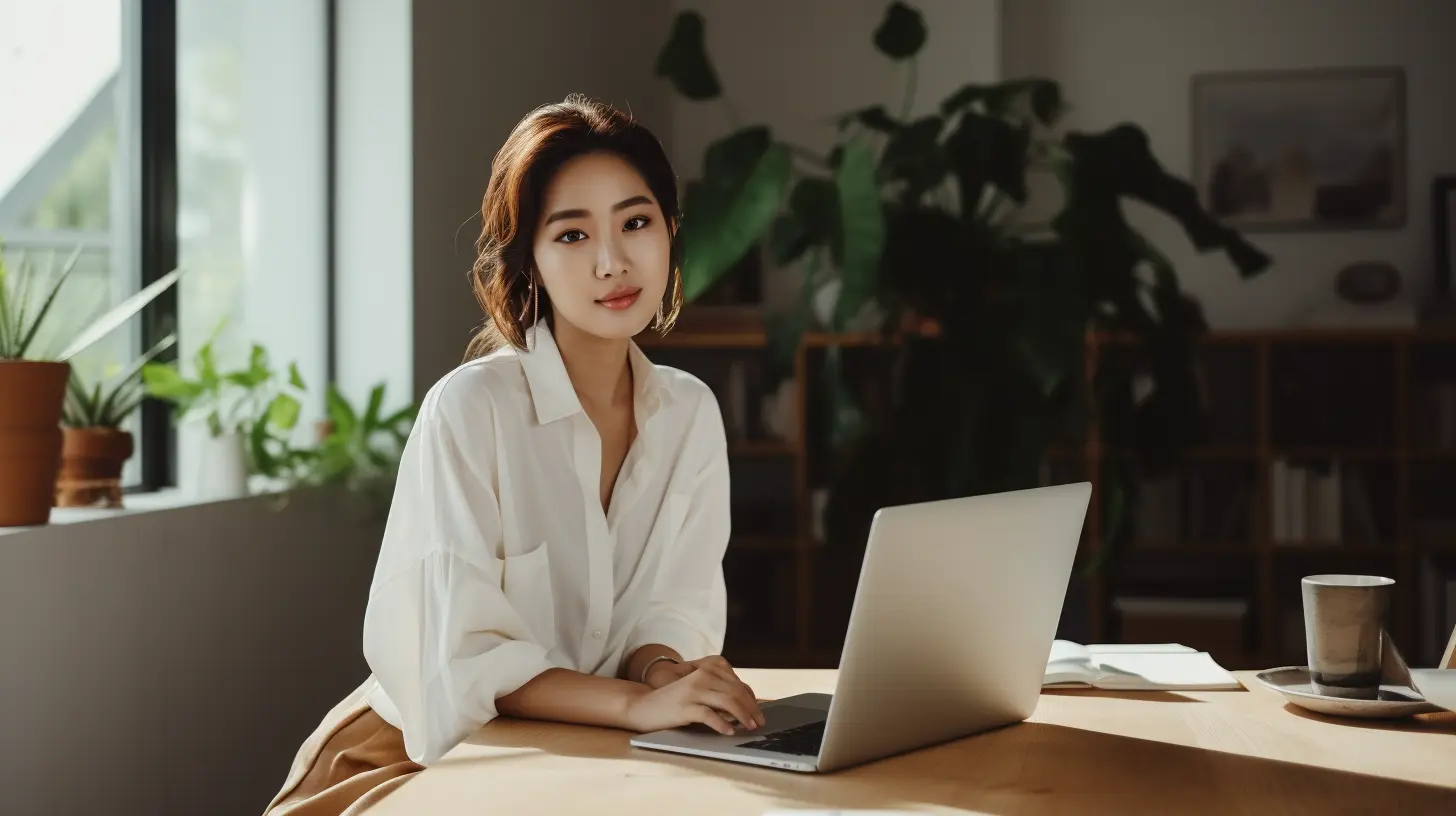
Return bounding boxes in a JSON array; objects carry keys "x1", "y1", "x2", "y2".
[{"x1": 370, "y1": 669, "x2": 1456, "y2": 815}]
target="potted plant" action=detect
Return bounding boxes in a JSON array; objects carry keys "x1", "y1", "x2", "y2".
[
  {"x1": 0, "y1": 240, "x2": 182, "y2": 526},
  {"x1": 250, "y1": 375, "x2": 416, "y2": 516},
  {"x1": 141, "y1": 329, "x2": 301, "y2": 501},
  {"x1": 654, "y1": 2, "x2": 1273, "y2": 569},
  {"x1": 56, "y1": 336, "x2": 176, "y2": 508}
]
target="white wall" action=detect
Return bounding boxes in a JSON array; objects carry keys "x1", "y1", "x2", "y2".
[
  {"x1": 409, "y1": 0, "x2": 674, "y2": 398},
  {"x1": 0, "y1": 491, "x2": 384, "y2": 816},
  {"x1": 670, "y1": 0, "x2": 1002, "y2": 307},
  {"x1": 1003, "y1": 0, "x2": 1456, "y2": 328}
]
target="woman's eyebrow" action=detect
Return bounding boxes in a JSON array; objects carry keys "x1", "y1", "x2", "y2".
[{"x1": 543, "y1": 195, "x2": 654, "y2": 226}]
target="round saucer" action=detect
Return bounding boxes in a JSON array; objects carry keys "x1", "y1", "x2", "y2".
[{"x1": 1253, "y1": 666, "x2": 1441, "y2": 719}]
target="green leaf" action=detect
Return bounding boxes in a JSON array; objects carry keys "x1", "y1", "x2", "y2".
[
  {"x1": 57, "y1": 266, "x2": 183, "y2": 361},
  {"x1": 16, "y1": 245, "x2": 82, "y2": 358},
  {"x1": 197, "y1": 342, "x2": 219, "y2": 390},
  {"x1": 703, "y1": 126, "x2": 772, "y2": 185},
  {"x1": 288, "y1": 361, "x2": 306, "y2": 390},
  {"x1": 768, "y1": 213, "x2": 810, "y2": 265},
  {"x1": 678, "y1": 143, "x2": 792, "y2": 302},
  {"x1": 363, "y1": 384, "x2": 385, "y2": 432},
  {"x1": 832, "y1": 142, "x2": 886, "y2": 330},
  {"x1": 249, "y1": 416, "x2": 278, "y2": 477},
  {"x1": 327, "y1": 385, "x2": 359, "y2": 437},
  {"x1": 655, "y1": 11, "x2": 722, "y2": 101},
  {"x1": 873, "y1": 1, "x2": 927, "y2": 60},
  {"x1": 943, "y1": 112, "x2": 1031, "y2": 216},
  {"x1": 940, "y1": 84, "x2": 991, "y2": 117},
  {"x1": 224, "y1": 371, "x2": 263, "y2": 389},
  {"x1": 1061, "y1": 124, "x2": 1271, "y2": 277},
  {"x1": 767, "y1": 248, "x2": 822, "y2": 375},
  {"x1": 836, "y1": 106, "x2": 901, "y2": 134},
  {"x1": 788, "y1": 177, "x2": 842, "y2": 264},
  {"x1": 248, "y1": 343, "x2": 269, "y2": 380},
  {"x1": 142, "y1": 363, "x2": 198, "y2": 401},
  {"x1": 267, "y1": 393, "x2": 302, "y2": 431},
  {"x1": 878, "y1": 115, "x2": 947, "y2": 198},
  {"x1": 1028, "y1": 80, "x2": 1064, "y2": 125}
]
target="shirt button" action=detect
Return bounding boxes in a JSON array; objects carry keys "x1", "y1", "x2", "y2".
[{"x1": 591, "y1": 630, "x2": 603, "y2": 640}]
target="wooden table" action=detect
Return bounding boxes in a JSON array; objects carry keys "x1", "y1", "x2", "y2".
[{"x1": 371, "y1": 670, "x2": 1456, "y2": 814}]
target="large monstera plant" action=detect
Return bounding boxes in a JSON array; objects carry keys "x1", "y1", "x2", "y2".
[{"x1": 657, "y1": 2, "x2": 1272, "y2": 570}]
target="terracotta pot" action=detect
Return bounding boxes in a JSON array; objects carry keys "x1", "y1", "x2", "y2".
[
  {"x1": 0, "y1": 360, "x2": 71, "y2": 526},
  {"x1": 55, "y1": 427, "x2": 136, "y2": 509}
]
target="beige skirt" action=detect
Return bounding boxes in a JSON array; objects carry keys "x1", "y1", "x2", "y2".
[{"x1": 263, "y1": 677, "x2": 424, "y2": 816}]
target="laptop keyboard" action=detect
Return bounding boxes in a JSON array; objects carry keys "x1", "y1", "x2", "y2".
[{"x1": 736, "y1": 719, "x2": 825, "y2": 756}]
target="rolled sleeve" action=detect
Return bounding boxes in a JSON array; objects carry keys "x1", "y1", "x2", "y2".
[{"x1": 362, "y1": 389, "x2": 555, "y2": 766}]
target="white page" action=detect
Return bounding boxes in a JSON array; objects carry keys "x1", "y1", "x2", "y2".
[
  {"x1": 1087, "y1": 643, "x2": 1196, "y2": 655},
  {"x1": 1045, "y1": 640, "x2": 1096, "y2": 685},
  {"x1": 1410, "y1": 669, "x2": 1456, "y2": 713},
  {"x1": 1091, "y1": 652, "x2": 1240, "y2": 690}
]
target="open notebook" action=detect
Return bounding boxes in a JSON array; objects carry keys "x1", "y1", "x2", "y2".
[{"x1": 1045, "y1": 641, "x2": 1241, "y2": 690}]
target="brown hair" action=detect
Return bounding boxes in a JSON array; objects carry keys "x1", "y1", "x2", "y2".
[{"x1": 464, "y1": 94, "x2": 683, "y2": 359}]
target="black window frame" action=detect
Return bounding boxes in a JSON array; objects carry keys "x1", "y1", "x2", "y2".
[{"x1": 133, "y1": 0, "x2": 338, "y2": 491}]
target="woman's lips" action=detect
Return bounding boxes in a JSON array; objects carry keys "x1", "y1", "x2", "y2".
[{"x1": 597, "y1": 288, "x2": 642, "y2": 311}]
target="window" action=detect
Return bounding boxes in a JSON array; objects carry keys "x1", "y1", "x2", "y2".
[
  {"x1": 176, "y1": 0, "x2": 329, "y2": 431},
  {"x1": 3, "y1": 0, "x2": 331, "y2": 492},
  {"x1": 0, "y1": 0, "x2": 142, "y2": 484}
]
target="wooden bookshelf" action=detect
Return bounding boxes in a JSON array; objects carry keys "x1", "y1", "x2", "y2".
[{"x1": 640, "y1": 318, "x2": 1456, "y2": 671}]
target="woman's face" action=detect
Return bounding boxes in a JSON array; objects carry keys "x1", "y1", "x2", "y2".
[{"x1": 531, "y1": 150, "x2": 670, "y2": 343}]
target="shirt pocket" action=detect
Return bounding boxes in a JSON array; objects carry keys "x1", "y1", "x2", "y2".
[{"x1": 499, "y1": 540, "x2": 557, "y2": 649}]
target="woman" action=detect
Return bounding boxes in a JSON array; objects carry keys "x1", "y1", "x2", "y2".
[{"x1": 264, "y1": 94, "x2": 765, "y2": 816}]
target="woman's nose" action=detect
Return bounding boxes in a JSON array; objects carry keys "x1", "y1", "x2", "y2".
[{"x1": 594, "y1": 233, "x2": 627, "y2": 279}]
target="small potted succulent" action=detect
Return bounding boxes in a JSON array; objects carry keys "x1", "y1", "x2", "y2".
[
  {"x1": 0, "y1": 239, "x2": 181, "y2": 526},
  {"x1": 56, "y1": 337, "x2": 176, "y2": 508}
]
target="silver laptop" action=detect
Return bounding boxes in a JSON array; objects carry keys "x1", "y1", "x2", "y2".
[{"x1": 630, "y1": 481, "x2": 1092, "y2": 773}]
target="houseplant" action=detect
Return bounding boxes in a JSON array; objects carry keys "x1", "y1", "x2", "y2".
[
  {"x1": 250, "y1": 375, "x2": 416, "y2": 516},
  {"x1": 0, "y1": 240, "x2": 182, "y2": 525},
  {"x1": 57, "y1": 335, "x2": 176, "y2": 508},
  {"x1": 141, "y1": 326, "x2": 303, "y2": 500},
  {"x1": 655, "y1": 3, "x2": 1272, "y2": 568}
]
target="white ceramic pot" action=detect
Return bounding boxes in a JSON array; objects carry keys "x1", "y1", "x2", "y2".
[{"x1": 179, "y1": 424, "x2": 250, "y2": 501}]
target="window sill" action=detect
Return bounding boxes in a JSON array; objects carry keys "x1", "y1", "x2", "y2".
[{"x1": 0, "y1": 480, "x2": 288, "y2": 538}]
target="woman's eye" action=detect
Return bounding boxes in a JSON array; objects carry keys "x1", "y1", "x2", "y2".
[
  {"x1": 556, "y1": 229, "x2": 587, "y2": 244},
  {"x1": 624, "y1": 215, "x2": 651, "y2": 231}
]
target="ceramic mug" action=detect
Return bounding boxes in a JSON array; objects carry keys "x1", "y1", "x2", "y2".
[{"x1": 1301, "y1": 574, "x2": 1393, "y2": 699}]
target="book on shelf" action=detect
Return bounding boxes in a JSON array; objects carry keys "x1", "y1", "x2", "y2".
[
  {"x1": 1270, "y1": 458, "x2": 1380, "y2": 544},
  {"x1": 1044, "y1": 641, "x2": 1241, "y2": 690}
]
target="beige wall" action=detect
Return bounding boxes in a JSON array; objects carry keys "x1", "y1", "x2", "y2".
[
  {"x1": 670, "y1": 0, "x2": 1002, "y2": 307},
  {"x1": 1003, "y1": 0, "x2": 1456, "y2": 328},
  {"x1": 0, "y1": 490, "x2": 384, "y2": 815},
  {"x1": 409, "y1": 0, "x2": 675, "y2": 398}
]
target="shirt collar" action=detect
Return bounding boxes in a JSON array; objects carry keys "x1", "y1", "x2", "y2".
[{"x1": 518, "y1": 322, "x2": 671, "y2": 426}]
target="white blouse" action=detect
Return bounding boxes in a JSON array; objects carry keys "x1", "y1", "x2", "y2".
[{"x1": 360, "y1": 323, "x2": 731, "y2": 766}]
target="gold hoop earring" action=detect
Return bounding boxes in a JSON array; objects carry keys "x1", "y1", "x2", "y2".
[
  {"x1": 532, "y1": 272, "x2": 540, "y2": 331},
  {"x1": 653, "y1": 302, "x2": 665, "y2": 332}
]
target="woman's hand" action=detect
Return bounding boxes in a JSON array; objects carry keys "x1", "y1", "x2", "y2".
[
  {"x1": 624, "y1": 659, "x2": 767, "y2": 736},
  {"x1": 645, "y1": 655, "x2": 752, "y2": 693}
]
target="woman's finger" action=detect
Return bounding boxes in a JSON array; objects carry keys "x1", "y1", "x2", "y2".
[
  {"x1": 695, "y1": 689, "x2": 759, "y2": 733},
  {"x1": 694, "y1": 665, "x2": 764, "y2": 725},
  {"x1": 691, "y1": 704, "x2": 735, "y2": 736}
]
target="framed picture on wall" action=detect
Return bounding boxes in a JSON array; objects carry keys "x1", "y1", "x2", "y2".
[
  {"x1": 1436, "y1": 176, "x2": 1456, "y2": 301},
  {"x1": 1192, "y1": 66, "x2": 1406, "y2": 232}
]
